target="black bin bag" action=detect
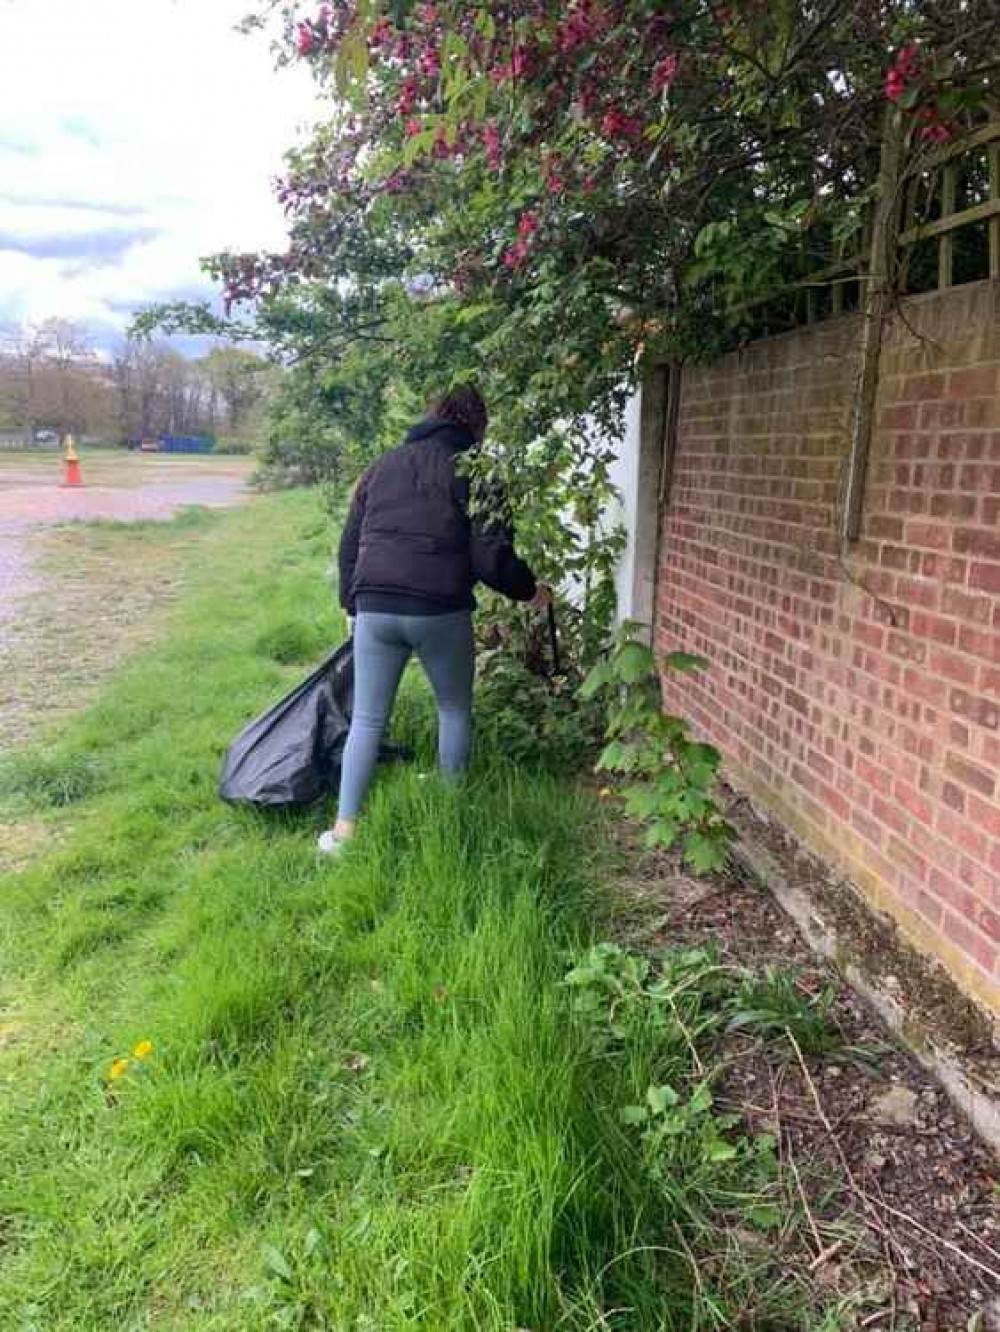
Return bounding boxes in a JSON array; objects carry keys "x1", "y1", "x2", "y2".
[{"x1": 219, "y1": 641, "x2": 407, "y2": 808}]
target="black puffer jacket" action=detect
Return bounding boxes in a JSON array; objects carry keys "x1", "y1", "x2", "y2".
[{"x1": 338, "y1": 418, "x2": 537, "y2": 616}]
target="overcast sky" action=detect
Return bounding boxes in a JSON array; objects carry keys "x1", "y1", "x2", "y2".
[{"x1": 0, "y1": 0, "x2": 318, "y2": 345}]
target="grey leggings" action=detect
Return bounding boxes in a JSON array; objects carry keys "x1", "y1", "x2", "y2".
[{"x1": 338, "y1": 611, "x2": 475, "y2": 821}]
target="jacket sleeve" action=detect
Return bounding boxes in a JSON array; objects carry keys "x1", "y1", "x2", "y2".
[
  {"x1": 338, "y1": 474, "x2": 368, "y2": 614},
  {"x1": 466, "y1": 478, "x2": 538, "y2": 603}
]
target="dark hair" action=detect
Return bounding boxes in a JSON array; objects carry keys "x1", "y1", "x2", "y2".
[{"x1": 431, "y1": 384, "x2": 488, "y2": 438}]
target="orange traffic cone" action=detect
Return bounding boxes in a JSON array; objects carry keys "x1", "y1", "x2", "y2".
[{"x1": 62, "y1": 434, "x2": 83, "y2": 487}]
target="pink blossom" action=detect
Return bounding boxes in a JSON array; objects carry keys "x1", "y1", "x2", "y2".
[
  {"x1": 405, "y1": 118, "x2": 423, "y2": 138},
  {"x1": 896, "y1": 43, "x2": 920, "y2": 76},
  {"x1": 503, "y1": 240, "x2": 530, "y2": 270},
  {"x1": 398, "y1": 79, "x2": 418, "y2": 115},
  {"x1": 483, "y1": 122, "x2": 502, "y2": 171},
  {"x1": 886, "y1": 43, "x2": 919, "y2": 101},
  {"x1": 886, "y1": 68, "x2": 906, "y2": 101},
  {"x1": 558, "y1": 4, "x2": 595, "y2": 53},
  {"x1": 383, "y1": 171, "x2": 411, "y2": 195},
  {"x1": 421, "y1": 48, "x2": 441, "y2": 78},
  {"x1": 918, "y1": 104, "x2": 953, "y2": 143},
  {"x1": 652, "y1": 54, "x2": 679, "y2": 92},
  {"x1": 601, "y1": 109, "x2": 643, "y2": 141},
  {"x1": 296, "y1": 22, "x2": 316, "y2": 56},
  {"x1": 493, "y1": 45, "x2": 532, "y2": 82},
  {"x1": 370, "y1": 16, "x2": 395, "y2": 49},
  {"x1": 517, "y1": 210, "x2": 540, "y2": 239}
]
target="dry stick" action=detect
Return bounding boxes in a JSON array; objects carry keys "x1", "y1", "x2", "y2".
[
  {"x1": 955, "y1": 1218, "x2": 1000, "y2": 1267},
  {"x1": 787, "y1": 1033, "x2": 906, "y2": 1268},
  {"x1": 788, "y1": 1032, "x2": 1000, "y2": 1285},
  {"x1": 788, "y1": 1144, "x2": 825, "y2": 1259},
  {"x1": 873, "y1": 1197, "x2": 1000, "y2": 1285},
  {"x1": 860, "y1": 1310, "x2": 894, "y2": 1329},
  {"x1": 808, "y1": 1240, "x2": 845, "y2": 1274},
  {"x1": 767, "y1": 1060, "x2": 824, "y2": 1261}
]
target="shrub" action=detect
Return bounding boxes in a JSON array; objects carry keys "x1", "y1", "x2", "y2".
[{"x1": 582, "y1": 622, "x2": 735, "y2": 873}]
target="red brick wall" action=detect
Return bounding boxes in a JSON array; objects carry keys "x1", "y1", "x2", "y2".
[{"x1": 655, "y1": 280, "x2": 1000, "y2": 1014}]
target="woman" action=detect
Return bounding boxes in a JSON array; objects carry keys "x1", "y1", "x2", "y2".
[{"x1": 318, "y1": 385, "x2": 549, "y2": 854}]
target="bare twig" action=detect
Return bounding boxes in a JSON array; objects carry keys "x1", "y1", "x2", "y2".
[{"x1": 788, "y1": 1032, "x2": 1000, "y2": 1284}]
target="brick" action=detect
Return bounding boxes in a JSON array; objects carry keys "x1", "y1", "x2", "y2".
[
  {"x1": 880, "y1": 403, "x2": 919, "y2": 430},
  {"x1": 968, "y1": 794, "x2": 1000, "y2": 841},
  {"x1": 655, "y1": 319, "x2": 1000, "y2": 1008},
  {"x1": 941, "y1": 781, "x2": 967, "y2": 813},
  {"x1": 887, "y1": 836, "x2": 929, "y2": 884},
  {"x1": 945, "y1": 753, "x2": 996, "y2": 800},
  {"x1": 910, "y1": 612, "x2": 956, "y2": 647},
  {"x1": 928, "y1": 647, "x2": 978, "y2": 688},
  {"x1": 872, "y1": 793, "x2": 911, "y2": 839},
  {"x1": 954, "y1": 527, "x2": 1000, "y2": 561},
  {"x1": 949, "y1": 689, "x2": 1000, "y2": 730},
  {"x1": 970, "y1": 557, "x2": 1000, "y2": 594},
  {"x1": 902, "y1": 522, "x2": 951, "y2": 552},
  {"x1": 942, "y1": 911, "x2": 997, "y2": 975},
  {"x1": 958, "y1": 625, "x2": 1000, "y2": 659},
  {"x1": 893, "y1": 778, "x2": 935, "y2": 827},
  {"x1": 949, "y1": 365, "x2": 999, "y2": 398},
  {"x1": 929, "y1": 493, "x2": 979, "y2": 521},
  {"x1": 904, "y1": 372, "x2": 947, "y2": 400}
]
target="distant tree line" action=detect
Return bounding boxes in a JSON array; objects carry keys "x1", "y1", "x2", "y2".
[{"x1": 0, "y1": 318, "x2": 275, "y2": 445}]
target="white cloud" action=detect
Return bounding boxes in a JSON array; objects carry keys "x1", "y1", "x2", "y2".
[{"x1": 0, "y1": 0, "x2": 319, "y2": 335}]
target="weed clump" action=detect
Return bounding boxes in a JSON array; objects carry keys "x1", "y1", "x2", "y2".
[
  {"x1": 254, "y1": 620, "x2": 325, "y2": 664},
  {"x1": 0, "y1": 749, "x2": 106, "y2": 807}
]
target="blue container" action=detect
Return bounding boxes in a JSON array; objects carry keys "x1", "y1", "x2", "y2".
[{"x1": 159, "y1": 435, "x2": 215, "y2": 454}]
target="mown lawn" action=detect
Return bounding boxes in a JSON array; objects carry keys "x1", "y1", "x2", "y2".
[{"x1": 0, "y1": 491, "x2": 827, "y2": 1330}]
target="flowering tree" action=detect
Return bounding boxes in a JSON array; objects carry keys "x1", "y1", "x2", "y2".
[
  {"x1": 222, "y1": 1, "x2": 997, "y2": 350},
  {"x1": 142, "y1": 1, "x2": 999, "y2": 664}
]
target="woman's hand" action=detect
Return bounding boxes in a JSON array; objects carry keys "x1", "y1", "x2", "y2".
[{"x1": 529, "y1": 583, "x2": 553, "y2": 613}]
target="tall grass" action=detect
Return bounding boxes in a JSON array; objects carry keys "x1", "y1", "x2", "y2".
[{"x1": 0, "y1": 492, "x2": 829, "y2": 1330}]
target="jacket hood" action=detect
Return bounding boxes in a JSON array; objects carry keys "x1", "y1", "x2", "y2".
[{"x1": 405, "y1": 417, "x2": 476, "y2": 452}]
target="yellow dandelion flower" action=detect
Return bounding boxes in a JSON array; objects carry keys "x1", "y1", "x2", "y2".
[
  {"x1": 132, "y1": 1040, "x2": 154, "y2": 1060},
  {"x1": 599, "y1": 787, "x2": 613, "y2": 799},
  {"x1": 109, "y1": 1057, "x2": 130, "y2": 1082}
]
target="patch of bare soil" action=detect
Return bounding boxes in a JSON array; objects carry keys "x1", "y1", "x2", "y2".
[
  {"x1": 611, "y1": 814, "x2": 1000, "y2": 1331},
  {"x1": 0, "y1": 518, "x2": 213, "y2": 752}
]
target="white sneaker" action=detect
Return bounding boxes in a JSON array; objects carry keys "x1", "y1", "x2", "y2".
[{"x1": 317, "y1": 830, "x2": 346, "y2": 856}]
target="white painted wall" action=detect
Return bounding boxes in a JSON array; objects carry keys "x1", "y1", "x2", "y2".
[
  {"x1": 559, "y1": 387, "x2": 647, "y2": 625},
  {"x1": 607, "y1": 390, "x2": 643, "y2": 624}
]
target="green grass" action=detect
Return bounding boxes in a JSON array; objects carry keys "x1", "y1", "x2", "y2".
[{"x1": 0, "y1": 491, "x2": 839, "y2": 1330}]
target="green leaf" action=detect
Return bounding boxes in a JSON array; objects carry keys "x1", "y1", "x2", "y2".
[
  {"x1": 263, "y1": 1245, "x2": 294, "y2": 1283},
  {"x1": 646, "y1": 1083, "x2": 680, "y2": 1115},
  {"x1": 707, "y1": 1140, "x2": 738, "y2": 1163},
  {"x1": 745, "y1": 1204, "x2": 783, "y2": 1231},
  {"x1": 663, "y1": 651, "x2": 709, "y2": 674},
  {"x1": 683, "y1": 830, "x2": 729, "y2": 875},
  {"x1": 688, "y1": 1083, "x2": 713, "y2": 1114},
  {"x1": 621, "y1": 1105, "x2": 648, "y2": 1125},
  {"x1": 304, "y1": 1227, "x2": 327, "y2": 1259},
  {"x1": 615, "y1": 641, "x2": 656, "y2": 684},
  {"x1": 644, "y1": 820, "x2": 678, "y2": 850},
  {"x1": 580, "y1": 658, "x2": 614, "y2": 699}
]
